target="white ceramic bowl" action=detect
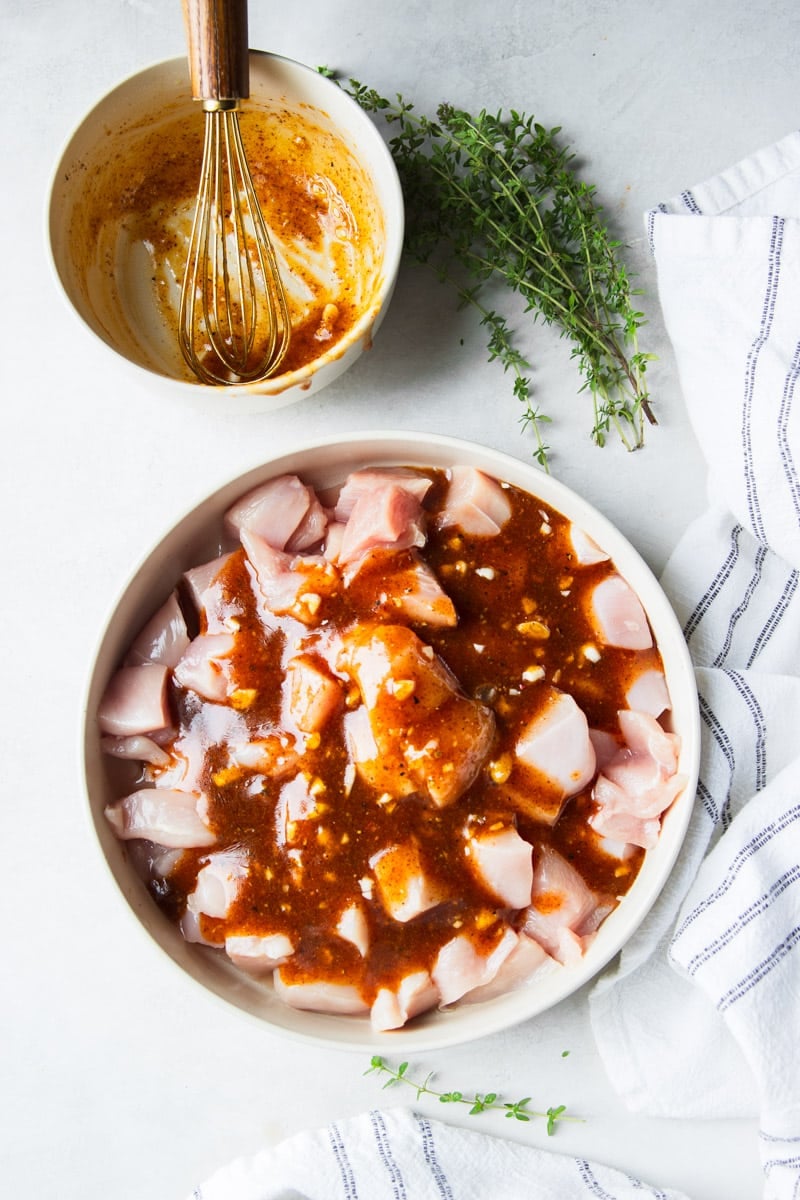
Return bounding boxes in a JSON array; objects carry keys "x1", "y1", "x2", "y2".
[
  {"x1": 82, "y1": 431, "x2": 700, "y2": 1051},
  {"x1": 48, "y1": 55, "x2": 404, "y2": 412}
]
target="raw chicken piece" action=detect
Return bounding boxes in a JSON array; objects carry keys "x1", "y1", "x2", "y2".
[
  {"x1": 100, "y1": 733, "x2": 171, "y2": 767},
  {"x1": 371, "y1": 970, "x2": 439, "y2": 1031},
  {"x1": 465, "y1": 825, "x2": 533, "y2": 909},
  {"x1": 225, "y1": 932, "x2": 294, "y2": 975},
  {"x1": 126, "y1": 592, "x2": 190, "y2": 668},
  {"x1": 370, "y1": 839, "x2": 448, "y2": 922},
  {"x1": 335, "y1": 903, "x2": 370, "y2": 957},
  {"x1": 241, "y1": 529, "x2": 339, "y2": 626},
  {"x1": 186, "y1": 849, "x2": 248, "y2": 920},
  {"x1": 590, "y1": 776, "x2": 663, "y2": 849},
  {"x1": 173, "y1": 633, "x2": 235, "y2": 703},
  {"x1": 625, "y1": 667, "x2": 671, "y2": 717},
  {"x1": 462, "y1": 933, "x2": 553, "y2": 1004},
  {"x1": 285, "y1": 654, "x2": 344, "y2": 733},
  {"x1": 273, "y1": 970, "x2": 369, "y2": 1015},
  {"x1": 224, "y1": 475, "x2": 323, "y2": 550},
  {"x1": 228, "y1": 735, "x2": 300, "y2": 780},
  {"x1": 339, "y1": 623, "x2": 495, "y2": 807},
  {"x1": 504, "y1": 688, "x2": 596, "y2": 825},
  {"x1": 182, "y1": 552, "x2": 234, "y2": 623},
  {"x1": 435, "y1": 466, "x2": 512, "y2": 536},
  {"x1": 337, "y1": 481, "x2": 427, "y2": 567},
  {"x1": 587, "y1": 573, "x2": 653, "y2": 650},
  {"x1": 568, "y1": 525, "x2": 610, "y2": 566},
  {"x1": 276, "y1": 773, "x2": 327, "y2": 845},
  {"x1": 589, "y1": 709, "x2": 684, "y2": 849},
  {"x1": 97, "y1": 664, "x2": 171, "y2": 738},
  {"x1": 333, "y1": 468, "x2": 433, "y2": 520},
  {"x1": 432, "y1": 926, "x2": 518, "y2": 1006},
  {"x1": 104, "y1": 787, "x2": 215, "y2": 849},
  {"x1": 345, "y1": 549, "x2": 457, "y2": 628},
  {"x1": 521, "y1": 845, "x2": 604, "y2": 963}
]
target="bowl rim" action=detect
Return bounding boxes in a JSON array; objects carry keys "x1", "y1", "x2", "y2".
[
  {"x1": 45, "y1": 52, "x2": 405, "y2": 399},
  {"x1": 81, "y1": 429, "x2": 701, "y2": 1051}
]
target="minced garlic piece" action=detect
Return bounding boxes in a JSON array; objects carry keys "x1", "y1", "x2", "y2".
[
  {"x1": 517, "y1": 619, "x2": 550, "y2": 639},
  {"x1": 522, "y1": 664, "x2": 545, "y2": 683},
  {"x1": 488, "y1": 753, "x2": 513, "y2": 784},
  {"x1": 391, "y1": 678, "x2": 416, "y2": 701},
  {"x1": 230, "y1": 688, "x2": 257, "y2": 710},
  {"x1": 475, "y1": 566, "x2": 496, "y2": 580}
]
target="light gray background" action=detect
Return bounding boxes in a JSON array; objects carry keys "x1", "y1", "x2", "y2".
[{"x1": 3, "y1": 2, "x2": 795, "y2": 1197}]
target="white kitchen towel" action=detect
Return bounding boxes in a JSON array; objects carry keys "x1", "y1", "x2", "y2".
[
  {"x1": 190, "y1": 1106, "x2": 692, "y2": 1200},
  {"x1": 589, "y1": 130, "x2": 800, "y2": 1199}
]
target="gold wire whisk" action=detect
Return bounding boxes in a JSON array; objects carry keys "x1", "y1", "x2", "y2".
[{"x1": 179, "y1": 0, "x2": 290, "y2": 385}]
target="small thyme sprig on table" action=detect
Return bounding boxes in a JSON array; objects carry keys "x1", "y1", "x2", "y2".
[
  {"x1": 321, "y1": 69, "x2": 655, "y2": 469},
  {"x1": 365, "y1": 1056, "x2": 577, "y2": 1136}
]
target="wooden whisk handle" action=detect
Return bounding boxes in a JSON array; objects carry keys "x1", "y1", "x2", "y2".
[{"x1": 182, "y1": 0, "x2": 249, "y2": 104}]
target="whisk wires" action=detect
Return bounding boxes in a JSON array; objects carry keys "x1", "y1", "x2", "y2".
[{"x1": 179, "y1": 105, "x2": 291, "y2": 385}]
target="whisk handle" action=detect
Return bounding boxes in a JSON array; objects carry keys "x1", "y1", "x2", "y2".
[{"x1": 182, "y1": 0, "x2": 250, "y2": 104}]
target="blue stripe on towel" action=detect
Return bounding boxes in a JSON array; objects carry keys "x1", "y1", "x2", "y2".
[
  {"x1": 777, "y1": 338, "x2": 800, "y2": 521},
  {"x1": 725, "y1": 670, "x2": 767, "y2": 792},
  {"x1": 711, "y1": 546, "x2": 767, "y2": 667},
  {"x1": 329, "y1": 1121, "x2": 360, "y2": 1199},
  {"x1": 746, "y1": 567, "x2": 799, "y2": 666},
  {"x1": 717, "y1": 924, "x2": 800, "y2": 1011},
  {"x1": 684, "y1": 862, "x2": 800, "y2": 975},
  {"x1": 370, "y1": 1110, "x2": 406, "y2": 1199},
  {"x1": 414, "y1": 1115, "x2": 454, "y2": 1199},
  {"x1": 742, "y1": 215, "x2": 785, "y2": 543},
  {"x1": 671, "y1": 803, "x2": 800, "y2": 944},
  {"x1": 682, "y1": 524, "x2": 743, "y2": 640}
]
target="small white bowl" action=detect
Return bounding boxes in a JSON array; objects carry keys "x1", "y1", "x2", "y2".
[
  {"x1": 47, "y1": 55, "x2": 404, "y2": 412},
  {"x1": 82, "y1": 431, "x2": 700, "y2": 1051}
]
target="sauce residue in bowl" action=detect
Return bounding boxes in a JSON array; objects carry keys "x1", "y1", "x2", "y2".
[{"x1": 69, "y1": 101, "x2": 386, "y2": 382}]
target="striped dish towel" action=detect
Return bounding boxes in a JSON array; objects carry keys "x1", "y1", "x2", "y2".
[
  {"x1": 191, "y1": 1107, "x2": 692, "y2": 1199},
  {"x1": 590, "y1": 131, "x2": 800, "y2": 1200}
]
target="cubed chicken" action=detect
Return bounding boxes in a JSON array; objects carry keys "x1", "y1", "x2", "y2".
[
  {"x1": 465, "y1": 824, "x2": 533, "y2": 909},
  {"x1": 587, "y1": 574, "x2": 653, "y2": 650},
  {"x1": 173, "y1": 633, "x2": 236, "y2": 703},
  {"x1": 241, "y1": 529, "x2": 339, "y2": 626},
  {"x1": 100, "y1": 733, "x2": 171, "y2": 767},
  {"x1": 339, "y1": 623, "x2": 495, "y2": 807},
  {"x1": 461, "y1": 933, "x2": 553, "y2": 1003},
  {"x1": 97, "y1": 664, "x2": 171, "y2": 738},
  {"x1": 186, "y1": 849, "x2": 249, "y2": 920},
  {"x1": 225, "y1": 932, "x2": 294, "y2": 975},
  {"x1": 285, "y1": 654, "x2": 344, "y2": 734},
  {"x1": 432, "y1": 926, "x2": 518, "y2": 1006},
  {"x1": 589, "y1": 709, "x2": 684, "y2": 849},
  {"x1": 503, "y1": 688, "x2": 596, "y2": 825},
  {"x1": 567, "y1": 524, "x2": 610, "y2": 566},
  {"x1": 104, "y1": 787, "x2": 215, "y2": 849},
  {"x1": 625, "y1": 667, "x2": 671, "y2": 718},
  {"x1": 335, "y1": 903, "x2": 370, "y2": 957},
  {"x1": 371, "y1": 970, "x2": 439, "y2": 1031},
  {"x1": 435, "y1": 465, "x2": 512, "y2": 536},
  {"x1": 272, "y1": 970, "x2": 369, "y2": 1015},
  {"x1": 337, "y1": 481, "x2": 427, "y2": 567},
  {"x1": 521, "y1": 845, "x2": 604, "y2": 963},
  {"x1": 224, "y1": 474, "x2": 325, "y2": 551},
  {"x1": 125, "y1": 592, "x2": 190, "y2": 668},
  {"x1": 370, "y1": 839, "x2": 448, "y2": 922},
  {"x1": 333, "y1": 468, "x2": 433, "y2": 520},
  {"x1": 345, "y1": 549, "x2": 457, "y2": 628}
]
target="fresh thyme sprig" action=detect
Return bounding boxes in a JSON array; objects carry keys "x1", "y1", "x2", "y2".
[
  {"x1": 365, "y1": 1056, "x2": 577, "y2": 1136},
  {"x1": 322, "y1": 69, "x2": 655, "y2": 468}
]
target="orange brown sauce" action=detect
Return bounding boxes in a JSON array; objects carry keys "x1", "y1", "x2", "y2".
[{"x1": 156, "y1": 473, "x2": 653, "y2": 999}]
